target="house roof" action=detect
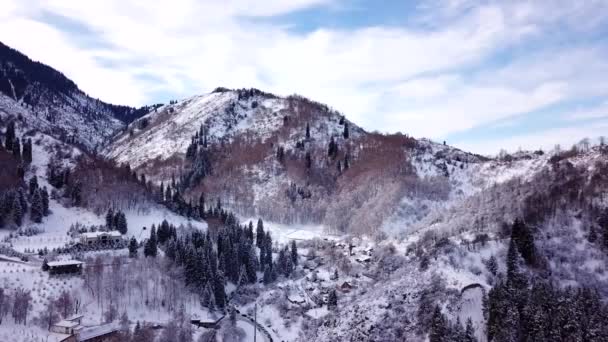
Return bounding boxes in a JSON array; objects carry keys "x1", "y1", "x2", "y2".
[
  {"x1": 356, "y1": 255, "x2": 371, "y2": 262},
  {"x1": 53, "y1": 319, "x2": 80, "y2": 328},
  {"x1": 65, "y1": 314, "x2": 84, "y2": 321},
  {"x1": 48, "y1": 260, "x2": 84, "y2": 267},
  {"x1": 79, "y1": 324, "x2": 119, "y2": 341},
  {"x1": 287, "y1": 293, "x2": 306, "y2": 303}
]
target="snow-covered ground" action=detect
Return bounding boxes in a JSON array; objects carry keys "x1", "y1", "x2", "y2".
[{"x1": 240, "y1": 217, "x2": 340, "y2": 245}]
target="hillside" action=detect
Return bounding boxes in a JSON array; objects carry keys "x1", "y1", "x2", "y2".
[{"x1": 104, "y1": 87, "x2": 491, "y2": 234}]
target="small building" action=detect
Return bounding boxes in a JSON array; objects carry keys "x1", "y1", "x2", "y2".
[
  {"x1": 65, "y1": 314, "x2": 84, "y2": 325},
  {"x1": 355, "y1": 255, "x2": 372, "y2": 263},
  {"x1": 287, "y1": 293, "x2": 306, "y2": 305},
  {"x1": 47, "y1": 260, "x2": 84, "y2": 275},
  {"x1": 191, "y1": 315, "x2": 225, "y2": 329},
  {"x1": 339, "y1": 281, "x2": 354, "y2": 292},
  {"x1": 80, "y1": 231, "x2": 122, "y2": 245},
  {"x1": 51, "y1": 319, "x2": 83, "y2": 335}
]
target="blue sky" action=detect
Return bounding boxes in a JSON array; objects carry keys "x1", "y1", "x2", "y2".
[{"x1": 1, "y1": 0, "x2": 608, "y2": 155}]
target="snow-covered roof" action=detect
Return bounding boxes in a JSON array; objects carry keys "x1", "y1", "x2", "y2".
[
  {"x1": 53, "y1": 320, "x2": 80, "y2": 328},
  {"x1": 356, "y1": 255, "x2": 371, "y2": 262},
  {"x1": 287, "y1": 293, "x2": 306, "y2": 303},
  {"x1": 79, "y1": 324, "x2": 118, "y2": 340},
  {"x1": 80, "y1": 231, "x2": 122, "y2": 238},
  {"x1": 65, "y1": 314, "x2": 84, "y2": 322},
  {"x1": 47, "y1": 260, "x2": 83, "y2": 267}
]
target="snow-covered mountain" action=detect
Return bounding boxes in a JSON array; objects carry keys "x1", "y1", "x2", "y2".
[
  {"x1": 105, "y1": 88, "x2": 364, "y2": 168},
  {"x1": 0, "y1": 41, "x2": 152, "y2": 150}
]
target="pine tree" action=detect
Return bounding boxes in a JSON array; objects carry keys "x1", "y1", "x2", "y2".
[
  {"x1": 116, "y1": 211, "x2": 128, "y2": 234},
  {"x1": 506, "y1": 237, "x2": 525, "y2": 289},
  {"x1": 328, "y1": 137, "x2": 337, "y2": 158},
  {"x1": 41, "y1": 258, "x2": 49, "y2": 271},
  {"x1": 256, "y1": 219, "x2": 265, "y2": 247},
  {"x1": 106, "y1": 208, "x2": 114, "y2": 229},
  {"x1": 263, "y1": 265, "x2": 273, "y2": 284},
  {"x1": 144, "y1": 226, "x2": 157, "y2": 257},
  {"x1": 305, "y1": 152, "x2": 312, "y2": 169},
  {"x1": 343, "y1": 122, "x2": 349, "y2": 139},
  {"x1": 12, "y1": 138, "x2": 21, "y2": 160},
  {"x1": 22, "y1": 139, "x2": 32, "y2": 164},
  {"x1": 157, "y1": 220, "x2": 171, "y2": 245},
  {"x1": 213, "y1": 271, "x2": 226, "y2": 309},
  {"x1": 344, "y1": 153, "x2": 350, "y2": 169},
  {"x1": 306, "y1": 123, "x2": 311, "y2": 139},
  {"x1": 290, "y1": 240, "x2": 298, "y2": 266},
  {"x1": 30, "y1": 190, "x2": 43, "y2": 223},
  {"x1": 28, "y1": 176, "x2": 38, "y2": 196},
  {"x1": 128, "y1": 238, "x2": 138, "y2": 258},
  {"x1": 276, "y1": 146, "x2": 285, "y2": 163},
  {"x1": 198, "y1": 192, "x2": 205, "y2": 218},
  {"x1": 264, "y1": 232, "x2": 273, "y2": 266},
  {"x1": 246, "y1": 247, "x2": 258, "y2": 283},
  {"x1": 159, "y1": 182, "x2": 165, "y2": 202},
  {"x1": 599, "y1": 209, "x2": 608, "y2": 249},
  {"x1": 429, "y1": 305, "x2": 447, "y2": 342},
  {"x1": 5, "y1": 121, "x2": 15, "y2": 150},
  {"x1": 11, "y1": 195, "x2": 23, "y2": 226},
  {"x1": 41, "y1": 187, "x2": 49, "y2": 216},
  {"x1": 201, "y1": 282, "x2": 216, "y2": 311},
  {"x1": 511, "y1": 219, "x2": 536, "y2": 266},
  {"x1": 486, "y1": 255, "x2": 498, "y2": 276},
  {"x1": 328, "y1": 289, "x2": 338, "y2": 310},
  {"x1": 464, "y1": 318, "x2": 476, "y2": 342}
]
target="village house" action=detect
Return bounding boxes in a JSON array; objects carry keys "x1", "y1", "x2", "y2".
[
  {"x1": 47, "y1": 260, "x2": 84, "y2": 275},
  {"x1": 287, "y1": 292, "x2": 307, "y2": 305},
  {"x1": 191, "y1": 315, "x2": 225, "y2": 329},
  {"x1": 79, "y1": 231, "x2": 122, "y2": 245},
  {"x1": 339, "y1": 281, "x2": 354, "y2": 292},
  {"x1": 355, "y1": 255, "x2": 372, "y2": 264}
]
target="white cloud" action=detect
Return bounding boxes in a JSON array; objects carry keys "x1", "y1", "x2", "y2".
[
  {"x1": 1, "y1": 0, "x2": 607, "y2": 154},
  {"x1": 562, "y1": 101, "x2": 608, "y2": 121},
  {"x1": 455, "y1": 120, "x2": 608, "y2": 156}
]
